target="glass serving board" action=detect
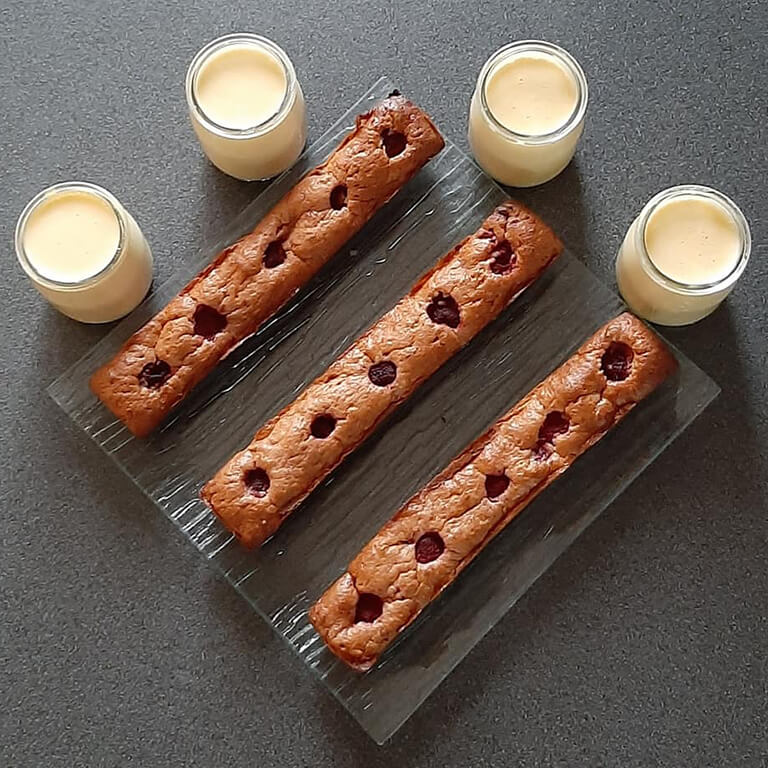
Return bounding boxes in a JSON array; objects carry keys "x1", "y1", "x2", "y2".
[{"x1": 49, "y1": 78, "x2": 720, "y2": 744}]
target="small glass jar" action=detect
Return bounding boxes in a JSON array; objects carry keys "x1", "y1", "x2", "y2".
[
  {"x1": 468, "y1": 40, "x2": 588, "y2": 187},
  {"x1": 15, "y1": 182, "x2": 153, "y2": 323},
  {"x1": 185, "y1": 33, "x2": 307, "y2": 181},
  {"x1": 616, "y1": 185, "x2": 751, "y2": 326}
]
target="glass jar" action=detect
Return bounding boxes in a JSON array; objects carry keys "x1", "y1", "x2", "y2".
[
  {"x1": 468, "y1": 40, "x2": 588, "y2": 187},
  {"x1": 15, "y1": 182, "x2": 153, "y2": 323},
  {"x1": 616, "y1": 185, "x2": 751, "y2": 326},
  {"x1": 185, "y1": 33, "x2": 307, "y2": 181}
]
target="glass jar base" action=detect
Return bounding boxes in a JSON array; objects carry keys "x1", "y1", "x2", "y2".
[
  {"x1": 616, "y1": 260, "x2": 725, "y2": 326},
  {"x1": 205, "y1": 138, "x2": 307, "y2": 182}
]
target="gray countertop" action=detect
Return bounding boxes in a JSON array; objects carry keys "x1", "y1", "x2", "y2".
[{"x1": 2, "y1": 1, "x2": 766, "y2": 766}]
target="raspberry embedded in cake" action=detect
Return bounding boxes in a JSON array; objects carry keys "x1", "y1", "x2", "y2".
[
  {"x1": 426, "y1": 292, "x2": 460, "y2": 328},
  {"x1": 368, "y1": 360, "x2": 397, "y2": 386},
  {"x1": 533, "y1": 440, "x2": 553, "y2": 460},
  {"x1": 243, "y1": 467, "x2": 270, "y2": 498},
  {"x1": 354, "y1": 592, "x2": 383, "y2": 623},
  {"x1": 310, "y1": 414, "x2": 336, "y2": 439},
  {"x1": 415, "y1": 532, "x2": 445, "y2": 563},
  {"x1": 330, "y1": 184, "x2": 348, "y2": 210},
  {"x1": 539, "y1": 411, "x2": 570, "y2": 443},
  {"x1": 193, "y1": 304, "x2": 227, "y2": 339},
  {"x1": 490, "y1": 240, "x2": 516, "y2": 274},
  {"x1": 485, "y1": 473, "x2": 510, "y2": 499},
  {"x1": 263, "y1": 240, "x2": 287, "y2": 268},
  {"x1": 602, "y1": 341, "x2": 634, "y2": 381},
  {"x1": 382, "y1": 128, "x2": 407, "y2": 157},
  {"x1": 138, "y1": 360, "x2": 171, "y2": 388},
  {"x1": 533, "y1": 411, "x2": 570, "y2": 459}
]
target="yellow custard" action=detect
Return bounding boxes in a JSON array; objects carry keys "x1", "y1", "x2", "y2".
[
  {"x1": 485, "y1": 52, "x2": 578, "y2": 135},
  {"x1": 195, "y1": 43, "x2": 287, "y2": 130},
  {"x1": 23, "y1": 189, "x2": 120, "y2": 283}
]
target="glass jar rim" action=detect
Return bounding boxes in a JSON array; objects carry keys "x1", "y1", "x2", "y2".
[
  {"x1": 185, "y1": 33, "x2": 298, "y2": 139},
  {"x1": 634, "y1": 184, "x2": 751, "y2": 295},
  {"x1": 477, "y1": 40, "x2": 589, "y2": 145},
  {"x1": 15, "y1": 181, "x2": 127, "y2": 292}
]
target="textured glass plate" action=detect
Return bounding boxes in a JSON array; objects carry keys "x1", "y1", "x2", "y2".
[{"x1": 49, "y1": 78, "x2": 719, "y2": 744}]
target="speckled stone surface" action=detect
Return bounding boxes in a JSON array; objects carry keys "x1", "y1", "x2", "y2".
[{"x1": 1, "y1": 1, "x2": 766, "y2": 766}]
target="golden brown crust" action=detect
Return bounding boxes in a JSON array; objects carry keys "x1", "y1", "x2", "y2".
[
  {"x1": 202, "y1": 201, "x2": 563, "y2": 548},
  {"x1": 308, "y1": 313, "x2": 677, "y2": 671},
  {"x1": 89, "y1": 95, "x2": 445, "y2": 437}
]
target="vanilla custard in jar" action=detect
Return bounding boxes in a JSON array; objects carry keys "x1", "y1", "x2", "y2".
[
  {"x1": 616, "y1": 185, "x2": 751, "y2": 326},
  {"x1": 15, "y1": 182, "x2": 153, "y2": 323},
  {"x1": 185, "y1": 33, "x2": 307, "y2": 181},
  {"x1": 469, "y1": 40, "x2": 588, "y2": 187}
]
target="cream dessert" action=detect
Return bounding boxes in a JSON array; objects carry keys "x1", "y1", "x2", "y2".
[
  {"x1": 23, "y1": 188, "x2": 121, "y2": 283},
  {"x1": 469, "y1": 40, "x2": 588, "y2": 187},
  {"x1": 484, "y1": 52, "x2": 578, "y2": 135},
  {"x1": 15, "y1": 182, "x2": 153, "y2": 323},
  {"x1": 616, "y1": 186, "x2": 751, "y2": 325},
  {"x1": 195, "y1": 43, "x2": 286, "y2": 130},
  {"x1": 186, "y1": 33, "x2": 307, "y2": 181}
]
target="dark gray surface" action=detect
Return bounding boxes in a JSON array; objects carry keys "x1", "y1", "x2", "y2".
[{"x1": 1, "y1": 0, "x2": 766, "y2": 765}]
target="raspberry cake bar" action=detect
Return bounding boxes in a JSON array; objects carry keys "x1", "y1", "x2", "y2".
[
  {"x1": 309, "y1": 313, "x2": 676, "y2": 670},
  {"x1": 202, "y1": 201, "x2": 563, "y2": 547},
  {"x1": 90, "y1": 93, "x2": 445, "y2": 437}
]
